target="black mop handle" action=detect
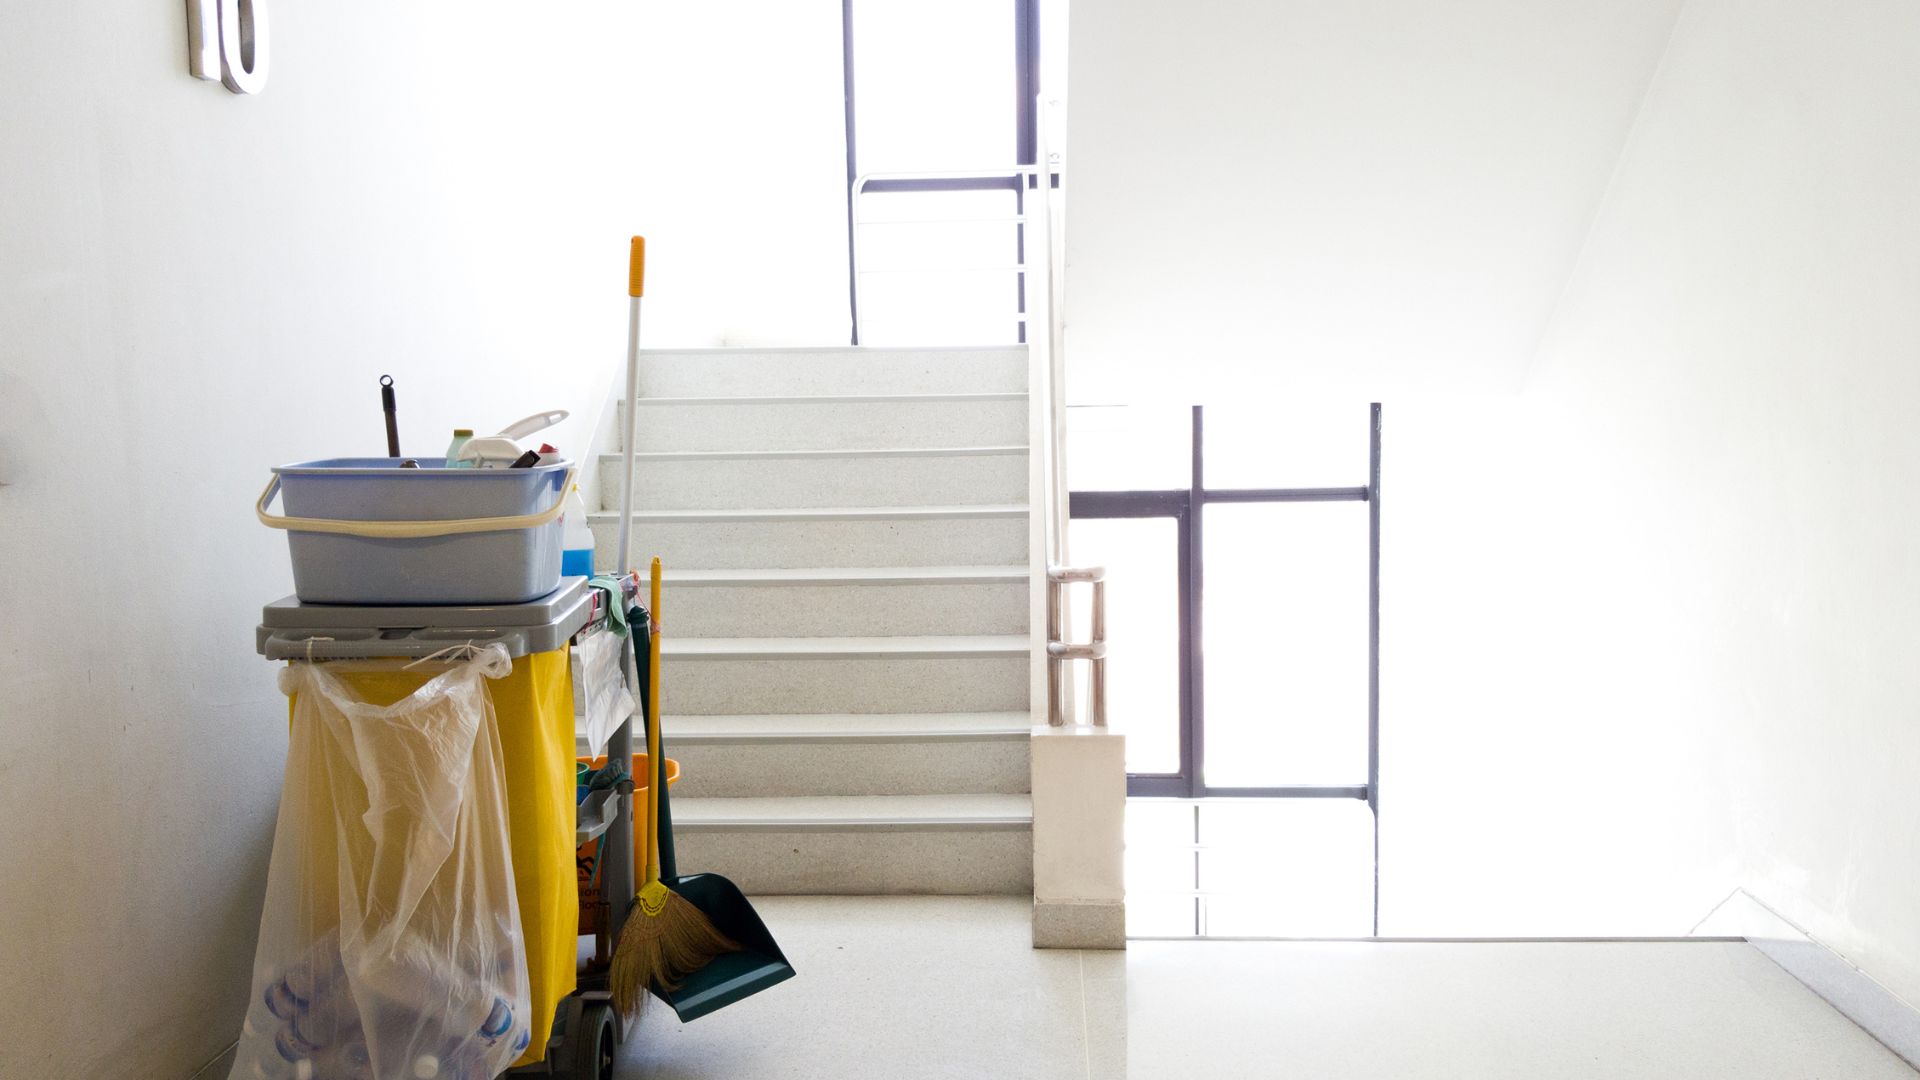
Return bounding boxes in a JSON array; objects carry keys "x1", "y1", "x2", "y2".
[{"x1": 380, "y1": 374, "x2": 400, "y2": 457}]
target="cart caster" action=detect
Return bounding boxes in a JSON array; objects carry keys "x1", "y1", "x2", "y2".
[{"x1": 568, "y1": 1001, "x2": 617, "y2": 1080}]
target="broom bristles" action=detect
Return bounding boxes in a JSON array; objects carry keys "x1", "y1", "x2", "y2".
[{"x1": 610, "y1": 887, "x2": 742, "y2": 1017}]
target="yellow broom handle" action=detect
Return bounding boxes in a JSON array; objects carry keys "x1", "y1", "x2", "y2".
[
  {"x1": 638, "y1": 609, "x2": 657, "y2": 889},
  {"x1": 646, "y1": 558, "x2": 665, "y2": 885}
]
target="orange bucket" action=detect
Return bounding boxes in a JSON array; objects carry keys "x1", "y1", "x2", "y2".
[
  {"x1": 578, "y1": 752, "x2": 680, "y2": 788},
  {"x1": 576, "y1": 753, "x2": 679, "y2": 934}
]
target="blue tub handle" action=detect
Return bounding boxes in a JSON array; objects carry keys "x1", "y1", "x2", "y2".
[{"x1": 256, "y1": 467, "x2": 577, "y2": 538}]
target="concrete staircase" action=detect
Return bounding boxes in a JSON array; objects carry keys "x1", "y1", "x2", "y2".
[{"x1": 588, "y1": 346, "x2": 1035, "y2": 895}]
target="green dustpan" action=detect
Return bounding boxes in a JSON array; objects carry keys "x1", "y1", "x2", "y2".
[{"x1": 632, "y1": 612, "x2": 796, "y2": 1021}]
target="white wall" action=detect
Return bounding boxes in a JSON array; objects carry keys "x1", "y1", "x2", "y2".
[
  {"x1": 1069, "y1": 0, "x2": 1920, "y2": 1007},
  {"x1": 1390, "y1": 0, "x2": 1920, "y2": 1002},
  {"x1": 635, "y1": 2, "x2": 852, "y2": 347},
  {"x1": 0, "y1": 4, "x2": 844, "y2": 1077},
  {"x1": 1063, "y1": 0, "x2": 1684, "y2": 402}
]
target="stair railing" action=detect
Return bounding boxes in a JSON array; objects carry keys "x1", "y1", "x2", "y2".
[
  {"x1": 848, "y1": 97, "x2": 1102, "y2": 726},
  {"x1": 849, "y1": 165, "x2": 1047, "y2": 347},
  {"x1": 1027, "y1": 96, "x2": 1105, "y2": 728}
]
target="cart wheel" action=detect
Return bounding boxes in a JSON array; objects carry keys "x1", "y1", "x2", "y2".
[{"x1": 571, "y1": 1001, "x2": 617, "y2": 1080}]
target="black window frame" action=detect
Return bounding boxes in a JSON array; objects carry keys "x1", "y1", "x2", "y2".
[
  {"x1": 841, "y1": 0, "x2": 1045, "y2": 345},
  {"x1": 1070, "y1": 403, "x2": 1383, "y2": 931}
]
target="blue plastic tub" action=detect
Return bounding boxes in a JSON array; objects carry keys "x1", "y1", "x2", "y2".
[{"x1": 262, "y1": 457, "x2": 574, "y2": 605}]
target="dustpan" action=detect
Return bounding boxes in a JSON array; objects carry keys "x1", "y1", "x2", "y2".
[
  {"x1": 610, "y1": 236, "x2": 792, "y2": 1019},
  {"x1": 631, "y1": 611, "x2": 796, "y2": 1021}
]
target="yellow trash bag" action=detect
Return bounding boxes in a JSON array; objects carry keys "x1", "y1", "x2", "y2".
[{"x1": 231, "y1": 644, "x2": 577, "y2": 1079}]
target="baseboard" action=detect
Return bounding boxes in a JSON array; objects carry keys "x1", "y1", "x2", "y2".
[
  {"x1": 189, "y1": 1043, "x2": 236, "y2": 1080},
  {"x1": 1033, "y1": 898, "x2": 1126, "y2": 949},
  {"x1": 1694, "y1": 888, "x2": 1920, "y2": 1069}
]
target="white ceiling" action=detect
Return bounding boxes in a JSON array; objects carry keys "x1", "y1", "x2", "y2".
[{"x1": 1063, "y1": 0, "x2": 1687, "y2": 402}]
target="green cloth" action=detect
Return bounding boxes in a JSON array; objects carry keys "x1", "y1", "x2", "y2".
[{"x1": 588, "y1": 574, "x2": 630, "y2": 636}]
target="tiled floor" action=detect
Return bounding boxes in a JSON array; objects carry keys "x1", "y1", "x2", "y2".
[{"x1": 622, "y1": 896, "x2": 1917, "y2": 1080}]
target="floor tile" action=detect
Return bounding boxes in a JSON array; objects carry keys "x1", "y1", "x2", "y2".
[
  {"x1": 611, "y1": 896, "x2": 1917, "y2": 1080},
  {"x1": 1105, "y1": 939, "x2": 1917, "y2": 1080},
  {"x1": 620, "y1": 896, "x2": 1087, "y2": 1080}
]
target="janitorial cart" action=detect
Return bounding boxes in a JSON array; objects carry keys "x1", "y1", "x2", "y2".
[
  {"x1": 249, "y1": 570, "x2": 642, "y2": 1080},
  {"x1": 230, "y1": 236, "x2": 790, "y2": 1080}
]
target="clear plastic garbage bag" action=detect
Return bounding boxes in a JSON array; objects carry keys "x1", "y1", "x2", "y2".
[
  {"x1": 571, "y1": 628, "x2": 635, "y2": 758},
  {"x1": 230, "y1": 645, "x2": 532, "y2": 1080}
]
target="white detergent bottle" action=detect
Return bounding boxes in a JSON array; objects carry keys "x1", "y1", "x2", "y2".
[{"x1": 561, "y1": 485, "x2": 595, "y2": 578}]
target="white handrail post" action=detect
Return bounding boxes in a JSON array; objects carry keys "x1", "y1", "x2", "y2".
[
  {"x1": 841, "y1": 101, "x2": 1083, "y2": 726},
  {"x1": 1041, "y1": 96, "x2": 1069, "y2": 572},
  {"x1": 1030, "y1": 95, "x2": 1081, "y2": 726},
  {"x1": 849, "y1": 174, "x2": 867, "y2": 346}
]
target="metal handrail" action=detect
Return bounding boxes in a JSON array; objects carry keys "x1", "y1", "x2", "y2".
[
  {"x1": 850, "y1": 164, "x2": 1050, "y2": 349},
  {"x1": 849, "y1": 97, "x2": 1094, "y2": 727},
  {"x1": 1030, "y1": 97, "x2": 1088, "y2": 725}
]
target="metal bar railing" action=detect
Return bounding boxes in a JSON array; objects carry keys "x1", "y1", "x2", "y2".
[
  {"x1": 850, "y1": 164, "x2": 1046, "y2": 349},
  {"x1": 850, "y1": 97, "x2": 1098, "y2": 727},
  {"x1": 1030, "y1": 96, "x2": 1097, "y2": 726},
  {"x1": 1046, "y1": 565, "x2": 1106, "y2": 726}
]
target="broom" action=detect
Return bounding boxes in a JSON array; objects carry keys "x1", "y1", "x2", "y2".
[{"x1": 609, "y1": 558, "x2": 739, "y2": 1017}]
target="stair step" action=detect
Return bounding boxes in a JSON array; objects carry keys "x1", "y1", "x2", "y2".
[
  {"x1": 588, "y1": 504, "x2": 1029, "y2": 569},
  {"x1": 622, "y1": 392, "x2": 1028, "y2": 452},
  {"x1": 670, "y1": 711, "x2": 1031, "y2": 741},
  {"x1": 664, "y1": 634, "x2": 1026, "y2": 660},
  {"x1": 668, "y1": 712, "x2": 1032, "y2": 798},
  {"x1": 670, "y1": 794, "x2": 1034, "y2": 894},
  {"x1": 597, "y1": 446, "x2": 1028, "y2": 510},
  {"x1": 664, "y1": 565, "x2": 1029, "y2": 637},
  {"x1": 668, "y1": 566, "x2": 1026, "y2": 585},
  {"x1": 675, "y1": 792, "x2": 1031, "y2": 827},
  {"x1": 661, "y1": 635, "x2": 1029, "y2": 714},
  {"x1": 635, "y1": 346, "x2": 1027, "y2": 397}
]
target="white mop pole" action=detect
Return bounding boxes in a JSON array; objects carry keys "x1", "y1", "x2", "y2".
[
  {"x1": 604, "y1": 235, "x2": 645, "y2": 935},
  {"x1": 616, "y1": 236, "x2": 644, "y2": 576}
]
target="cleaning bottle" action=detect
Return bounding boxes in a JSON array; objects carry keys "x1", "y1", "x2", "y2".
[
  {"x1": 561, "y1": 485, "x2": 594, "y2": 578},
  {"x1": 445, "y1": 429, "x2": 475, "y2": 468}
]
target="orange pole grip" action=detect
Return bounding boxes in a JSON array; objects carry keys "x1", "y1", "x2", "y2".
[{"x1": 628, "y1": 236, "x2": 646, "y2": 298}]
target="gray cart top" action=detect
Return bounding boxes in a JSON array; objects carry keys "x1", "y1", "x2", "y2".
[{"x1": 257, "y1": 577, "x2": 595, "y2": 661}]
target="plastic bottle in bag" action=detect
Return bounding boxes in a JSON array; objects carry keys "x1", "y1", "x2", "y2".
[{"x1": 229, "y1": 648, "x2": 530, "y2": 1080}]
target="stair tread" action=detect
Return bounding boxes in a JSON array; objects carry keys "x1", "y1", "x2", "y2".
[
  {"x1": 669, "y1": 711, "x2": 1031, "y2": 741},
  {"x1": 636, "y1": 346, "x2": 1027, "y2": 397},
  {"x1": 665, "y1": 565, "x2": 1026, "y2": 586},
  {"x1": 633, "y1": 391, "x2": 1025, "y2": 405},
  {"x1": 674, "y1": 792, "x2": 1033, "y2": 827},
  {"x1": 602, "y1": 445, "x2": 1026, "y2": 462},
  {"x1": 638, "y1": 345, "x2": 1027, "y2": 357},
  {"x1": 663, "y1": 634, "x2": 1027, "y2": 659},
  {"x1": 588, "y1": 503, "x2": 1027, "y2": 522}
]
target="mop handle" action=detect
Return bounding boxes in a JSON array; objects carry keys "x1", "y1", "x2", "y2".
[
  {"x1": 381, "y1": 375, "x2": 400, "y2": 457},
  {"x1": 646, "y1": 558, "x2": 665, "y2": 885},
  {"x1": 614, "y1": 237, "x2": 644, "y2": 583},
  {"x1": 616, "y1": 237, "x2": 655, "y2": 889}
]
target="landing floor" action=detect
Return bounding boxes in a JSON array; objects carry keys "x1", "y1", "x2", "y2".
[{"x1": 623, "y1": 896, "x2": 1913, "y2": 1079}]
